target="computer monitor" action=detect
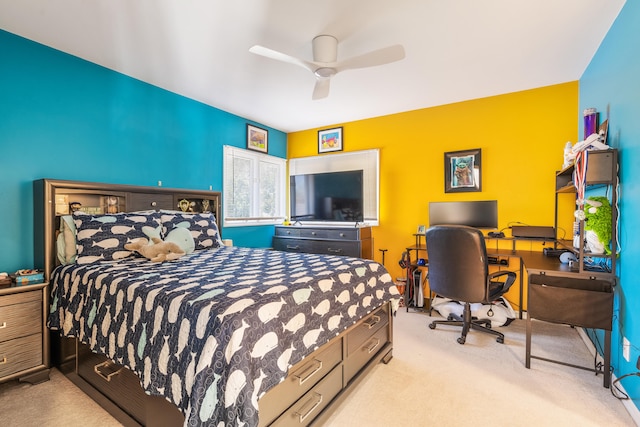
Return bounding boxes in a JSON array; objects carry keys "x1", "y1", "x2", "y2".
[{"x1": 429, "y1": 200, "x2": 498, "y2": 229}]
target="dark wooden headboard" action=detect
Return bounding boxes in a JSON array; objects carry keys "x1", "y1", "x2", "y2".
[{"x1": 33, "y1": 179, "x2": 222, "y2": 281}]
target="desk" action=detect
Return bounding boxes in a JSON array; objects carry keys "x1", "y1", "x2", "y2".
[{"x1": 408, "y1": 238, "x2": 614, "y2": 388}]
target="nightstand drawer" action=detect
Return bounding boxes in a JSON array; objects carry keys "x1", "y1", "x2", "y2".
[
  {"x1": 0, "y1": 299, "x2": 42, "y2": 342},
  {"x1": 0, "y1": 334, "x2": 42, "y2": 378}
]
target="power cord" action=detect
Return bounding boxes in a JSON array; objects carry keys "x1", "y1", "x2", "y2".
[{"x1": 611, "y1": 371, "x2": 640, "y2": 400}]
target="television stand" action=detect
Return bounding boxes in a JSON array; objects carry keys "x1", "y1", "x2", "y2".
[{"x1": 273, "y1": 225, "x2": 373, "y2": 259}]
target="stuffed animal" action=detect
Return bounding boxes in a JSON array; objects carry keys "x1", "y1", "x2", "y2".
[
  {"x1": 583, "y1": 196, "x2": 612, "y2": 254},
  {"x1": 142, "y1": 225, "x2": 195, "y2": 254},
  {"x1": 125, "y1": 237, "x2": 186, "y2": 262}
]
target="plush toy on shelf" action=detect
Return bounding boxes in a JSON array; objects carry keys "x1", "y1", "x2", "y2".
[{"x1": 583, "y1": 196, "x2": 613, "y2": 255}]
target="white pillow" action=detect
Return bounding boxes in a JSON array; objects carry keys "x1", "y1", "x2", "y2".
[{"x1": 56, "y1": 215, "x2": 77, "y2": 265}]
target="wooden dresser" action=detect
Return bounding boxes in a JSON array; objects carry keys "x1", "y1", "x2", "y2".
[
  {"x1": 273, "y1": 225, "x2": 373, "y2": 259},
  {"x1": 0, "y1": 282, "x2": 50, "y2": 384}
]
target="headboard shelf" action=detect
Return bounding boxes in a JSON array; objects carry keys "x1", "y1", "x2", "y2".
[{"x1": 33, "y1": 179, "x2": 222, "y2": 281}]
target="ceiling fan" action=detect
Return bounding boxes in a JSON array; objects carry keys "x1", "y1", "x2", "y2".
[{"x1": 249, "y1": 35, "x2": 405, "y2": 100}]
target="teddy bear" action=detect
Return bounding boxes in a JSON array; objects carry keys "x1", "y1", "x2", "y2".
[{"x1": 125, "y1": 237, "x2": 186, "y2": 262}]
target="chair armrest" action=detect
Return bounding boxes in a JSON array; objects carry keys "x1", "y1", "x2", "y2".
[{"x1": 488, "y1": 270, "x2": 517, "y2": 292}]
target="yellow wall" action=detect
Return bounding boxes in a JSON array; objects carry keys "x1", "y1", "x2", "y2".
[{"x1": 288, "y1": 82, "x2": 579, "y2": 301}]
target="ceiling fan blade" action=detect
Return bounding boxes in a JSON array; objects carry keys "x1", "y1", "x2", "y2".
[
  {"x1": 312, "y1": 78, "x2": 331, "y2": 100},
  {"x1": 335, "y1": 44, "x2": 405, "y2": 72},
  {"x1": 249, "y1": 45, "x2": 315, "y2": 72}
]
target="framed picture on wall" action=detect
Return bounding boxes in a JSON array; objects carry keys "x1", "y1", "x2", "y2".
[
  {"x1": 445, "y1": 148, "x2": 481, "y2": 193},
  {"x1": 318, "y1": 127, "x2": 343, "y2": 153},
  {"x1": 247, "y1": 124, "x2": 268, "y2": 153}
]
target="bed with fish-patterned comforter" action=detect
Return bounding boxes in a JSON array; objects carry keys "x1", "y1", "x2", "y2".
[{"x1": 48, "y1": 246, "x2": 398, "y2": 426}]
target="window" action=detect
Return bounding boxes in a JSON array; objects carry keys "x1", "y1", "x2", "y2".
[{"x1": 223, "y1": 145, "x2": 286, "y2": 226}]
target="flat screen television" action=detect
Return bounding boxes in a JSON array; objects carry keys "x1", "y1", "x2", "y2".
[
  {"x1": 290, "y1": 170, "x2": 363, "y2": 222},
  {"x1": 429, "y1": 200, "x2": 498, "y2": 229}
]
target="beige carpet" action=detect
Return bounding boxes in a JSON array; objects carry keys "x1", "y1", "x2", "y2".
[{"x1": 0, "y1": 309, "x2": 636, "y2": 426}]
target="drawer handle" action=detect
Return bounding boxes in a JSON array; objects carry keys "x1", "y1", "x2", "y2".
[
  {"x1": 365, "y1": 337, "x2": 381, "y2": 354},
  {"x1": 327, "y1": 248, "x2": 343, "y2": 254},
  {"x1": 294, "y1": 392, "x2": 323, "y2": 423},
  {"x1": 339, "y1": 233, "x2": 345, "y2": 237},
  {"x1": 286, "y1": 245, "x2": 300, "y2": 250},
  {"x1": 311, "y1": 231, "x2": 316, "y2": 236},
  {"x1": 292, "y1": 359, "x2": 323, "y2": 385},
  {"x1": 0, "y1": 322, "x2": 6, "y2": 329},
  {"x1": 363, "y1": 315, "x2": 381, "y2": 329},
  {"x1": 151, "y1": 201, "x2": 157, "y2": 207},
  {"x1": 0, "y1": 357, "x2": 6, "y2": 365},
  {"x1": 94, "y1": 360, "x2": 124, "y2": 382}
]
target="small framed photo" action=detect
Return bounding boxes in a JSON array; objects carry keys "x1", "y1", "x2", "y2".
[
  {"x1": 247, "y1": 124, "x2": 268, "y2": 153},
  {"x1": 445, "y1": 148, "x2": 482, "y2": 193},
  {"x1": 417, "y1": 225, "x2": 426, "y2": 234},
  {"x1": 318, "y1": 127, "x2": 343, "y2": 153}
]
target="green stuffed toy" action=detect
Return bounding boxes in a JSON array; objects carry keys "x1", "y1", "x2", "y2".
[{"x1": 583, "y1": 196, "x2": 612, "y2": 254}]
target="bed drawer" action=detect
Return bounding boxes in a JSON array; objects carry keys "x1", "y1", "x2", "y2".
[
  {"x1": 346, "y1": 305, "x2": 389, "y2": 356},
  {"x1": 269, "y1": 364, "x2": 342, "y2": 427},
  {"x1": 0, "y1": 334, "x2": 42, "y2": 378},
  {"x1": 259, "y1": 337, "x2": 342, "y2": 427},
  {"x1": 77, "y1": 350, "x2": 147, "y2": 424},
  {"x1": 344, "y1": 322, "x2": 389, "y2": 384},
  {"x1": 0, "y1": 299, "x2": 42, "y2": 342}
]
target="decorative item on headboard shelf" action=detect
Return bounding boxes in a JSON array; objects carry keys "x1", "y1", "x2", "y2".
[
  {"x1": 178, "y1": 199, "x2": 190, "y2": 212},
  {"x1": 202, "y1": 199, "x2": 210, "y2": 213}
]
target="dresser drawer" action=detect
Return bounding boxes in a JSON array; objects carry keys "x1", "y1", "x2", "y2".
[
  {"x1": 299, "y1": 228, "x2": 359, "y2": 240},
  {"x1": 273, "y1": 237, "x2": 360, "y2": 258},
  {"x1": 0, "y1": 333, "x2": 43, "y2": 378},
  {"x1": 0, "y1": 299, "x2": 42, "y2": 342},
  {"x1": 270, "y1": 364, "x2": 343, "y2": 427},
  {"x1": 275, "y1": 227, "x2": 301, "y2": 238},
  {"x1": 259, "y1": 338, "x2": 342, "y2": 426}
]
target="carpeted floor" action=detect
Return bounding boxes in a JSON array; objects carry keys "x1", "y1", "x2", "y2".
[{"x1": 0, "y1": 309, "x2": 636, "y2": 426}]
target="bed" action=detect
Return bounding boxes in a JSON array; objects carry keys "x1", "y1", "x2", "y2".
[{"x1": 34, "y1": 179, "x2": 398, "y2": 426}]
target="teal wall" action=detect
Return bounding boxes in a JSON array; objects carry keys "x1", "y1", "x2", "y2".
[
  {"x1": 580, "y1": 1, "x2": 640, "y2": 410},
  {"x1": 0, "y1": 30, "x2": 286, "y2": 273}
]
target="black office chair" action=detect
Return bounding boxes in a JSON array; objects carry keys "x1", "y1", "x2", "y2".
[{"x1": 426, "y1": 225, "x2": 516, "y2": 344}]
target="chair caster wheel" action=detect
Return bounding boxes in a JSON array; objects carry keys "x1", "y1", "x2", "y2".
[
  {"x1": 457, "y1": 337, "x2": 466, "y2": 345},
  {"x1": 429, "y1": 322, "x2": 436, "y2": 329},
  {"x1": 496, "y1": 336, "x2": 504, "y2": 344}
]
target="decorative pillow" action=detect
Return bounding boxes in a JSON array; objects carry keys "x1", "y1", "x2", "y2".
[
  {"x1": 160, "y1": 211, "x2": 223, "y2": 250},
  {"x1": 56, "y1": 215, "x2": 77, "y2": 265},
  {"x1": 73, "y1": 211, "x2": 162, "y2": 264}
]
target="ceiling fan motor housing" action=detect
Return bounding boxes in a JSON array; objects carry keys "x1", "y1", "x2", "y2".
[{"x1": 312, "y1": 35, "x2": 338, "y2": 63}]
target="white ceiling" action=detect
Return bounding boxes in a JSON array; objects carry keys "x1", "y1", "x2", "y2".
[{"x1": 0, "y1": 0, "x2": 625, "y2": 133}]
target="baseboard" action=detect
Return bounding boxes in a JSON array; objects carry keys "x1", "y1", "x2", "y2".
[{"x1": 577, "y1": 327, "x2": 640, "y2": 425}]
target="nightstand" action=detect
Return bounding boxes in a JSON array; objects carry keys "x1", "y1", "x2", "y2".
[{"x1": 0, "y1": 282, "x2": 50, "y2": 384}]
